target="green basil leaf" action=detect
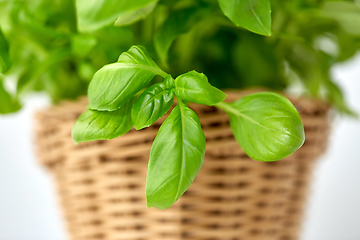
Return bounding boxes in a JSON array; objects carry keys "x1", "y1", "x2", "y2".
[
  {"x1": 76, "y1": 0, "x2": 157, "y2": 32},
  {"x1": 0, "y1": 78, "x2": 21, "y2": 114},
  {"x1": 218, "y1": 0, "x2": 271, "y2": 36},
  {"x1": 114, "y1": 1, "x2": 157, "y2": 26},
  {"x1": 175, "y1": 70, "x2": 226, "y2": 106},
  {"x1": 88, "y1": 45, "x2": 166, "y2": 111},
  {"x1": 132, "y1": 80, "x2": 175, "y2": 130},
  {"x1": 72, "y1": 97, "x2": 135, "y2": 144},
  {"x1": 217, "y1": 92, "x2": 304, "y2": 162},
  {"x1": 164, "y1": 73, "x2": 175, "y2": 89},
  {"x1": 154, "y1": 7, "x2": 198, "y2": 67},
  {"x1": 146, "y1": 100, "x2": 206, "y2": 209},
  {"x1": 0, "y1": 28, "x2": 11, "y2": 74}
]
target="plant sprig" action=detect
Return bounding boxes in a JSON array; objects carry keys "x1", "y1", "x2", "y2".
[{"x1": 72, "y1": 45, "x2": 305, "y2": 209}]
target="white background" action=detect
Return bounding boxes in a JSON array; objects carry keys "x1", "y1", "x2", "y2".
[{"x1": 0, "y1": 55, "x2": 359, "y2": 240}]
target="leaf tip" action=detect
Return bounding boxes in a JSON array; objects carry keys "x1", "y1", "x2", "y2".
[
  {"x1": 134, "y1": 124, "x2": 144, "y2": 131},
  {"x1": 145, "y1": 194, "x2": 156, "y2": 209},
  {"x1": 133, "y1": 118, "x2": 148, "y2": 131},
  {"x1": 264, "y1": 29, "x2": 272, "y2": 36},
  {"x1": 71, "y1": 131, "x2": 80, "y2": 145},
  {"x1": 219, "y1": 92, "x2": 227, "y2": 102},
  {"x1": 72, "y1": 136, "x2": 81, "y2": 145}
]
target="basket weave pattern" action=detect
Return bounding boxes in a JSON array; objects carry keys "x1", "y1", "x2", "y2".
[{"x1": 35, "y1": 91, "x2": 330, "y2": 240}]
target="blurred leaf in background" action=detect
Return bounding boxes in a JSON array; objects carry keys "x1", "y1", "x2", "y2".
[
  {"x1": 0, "y1": 77, "x2": 21, "y2": 114},
  {"x1": 0, "y1": 0, "x2": 359, "y2": 115},
  {"x1": 76, "y1": 0, "x2": 158, "y2": 32},
  {"x1": 0, "y1": 28, "x2": 11, "y2": 74},
  {"x1": 0, "y1": 0, "x2": 134, "y2": 112}
]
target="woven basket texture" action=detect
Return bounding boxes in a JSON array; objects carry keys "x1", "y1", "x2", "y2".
[{"x1": 35, "y1": 91, "x2": 330, "y2": 240}]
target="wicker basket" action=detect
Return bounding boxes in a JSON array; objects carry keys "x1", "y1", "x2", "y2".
[{"x1": 35, "y1": 91, "x2": 330, "y2": 240}]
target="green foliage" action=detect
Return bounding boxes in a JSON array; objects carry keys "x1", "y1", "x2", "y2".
[
  {"x1": 0, "y1": 77, "x2": 21, "y2": 114},
  {"x1": 319, "y1": 1, "x2": 360, "y2": 36},
  {"x1": 72, "y1": 97, "x2": 135, "y2": 143},
  {"x1": 146, "y1": 99, "x2": 206, "y2": 209},
  {"x1": 87, "y1": 46, "x2": 166, "y2": 111},
  {"x1": 0, "y1": 28, "x2": 11, "y2": 74},
  {"x1": 154, "y1": 7, "x2": 199, "y2": 67},
  {"x1": 132, "y1": 79, "x2": 175, "y2": 130},
  {"x1": 0, "y1": 0, "x2": 133, "y2": 110},
  {"x1": 115, "y1": 1, "x2": 158, "y2": 27},
  {"x1": 0, "y1": 0, "x2": 358, "y2": 115},
  {"x1": 174, "y1": 70, "x2": 226, "y2": 106},
  {"x1": 76, "y1": 0, "x2": 157, "y2": 32},
  {"x1": 218, "y1": 0, "x2": 272, "y2": 36},
  {"x1": 72, "y1": 45, "x2": 305, "y2": 209},
  {"x1": 215, "y1": 93, "x2": 305, "y2": 161},
  {"x1": 71, "y1": 34, "x2": 97, "y2": 57}
]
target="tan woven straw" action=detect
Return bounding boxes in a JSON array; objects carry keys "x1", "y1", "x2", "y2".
[{"x1": 35, "y1": 90, "x2": 330, "y2": 240}]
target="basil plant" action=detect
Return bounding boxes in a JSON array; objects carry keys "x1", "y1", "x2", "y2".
[{"x1": 72, "y1": 45, "x2": 305, "y2": 209}]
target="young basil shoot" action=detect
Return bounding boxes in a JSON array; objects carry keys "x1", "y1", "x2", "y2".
[{"x1": 72, "y1": 45, "x2": 305, "y2": 209}]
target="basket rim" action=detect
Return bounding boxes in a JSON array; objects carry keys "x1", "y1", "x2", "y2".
[{"x1": 35, "y1": 88, "x2": 331, "y2": 120}]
